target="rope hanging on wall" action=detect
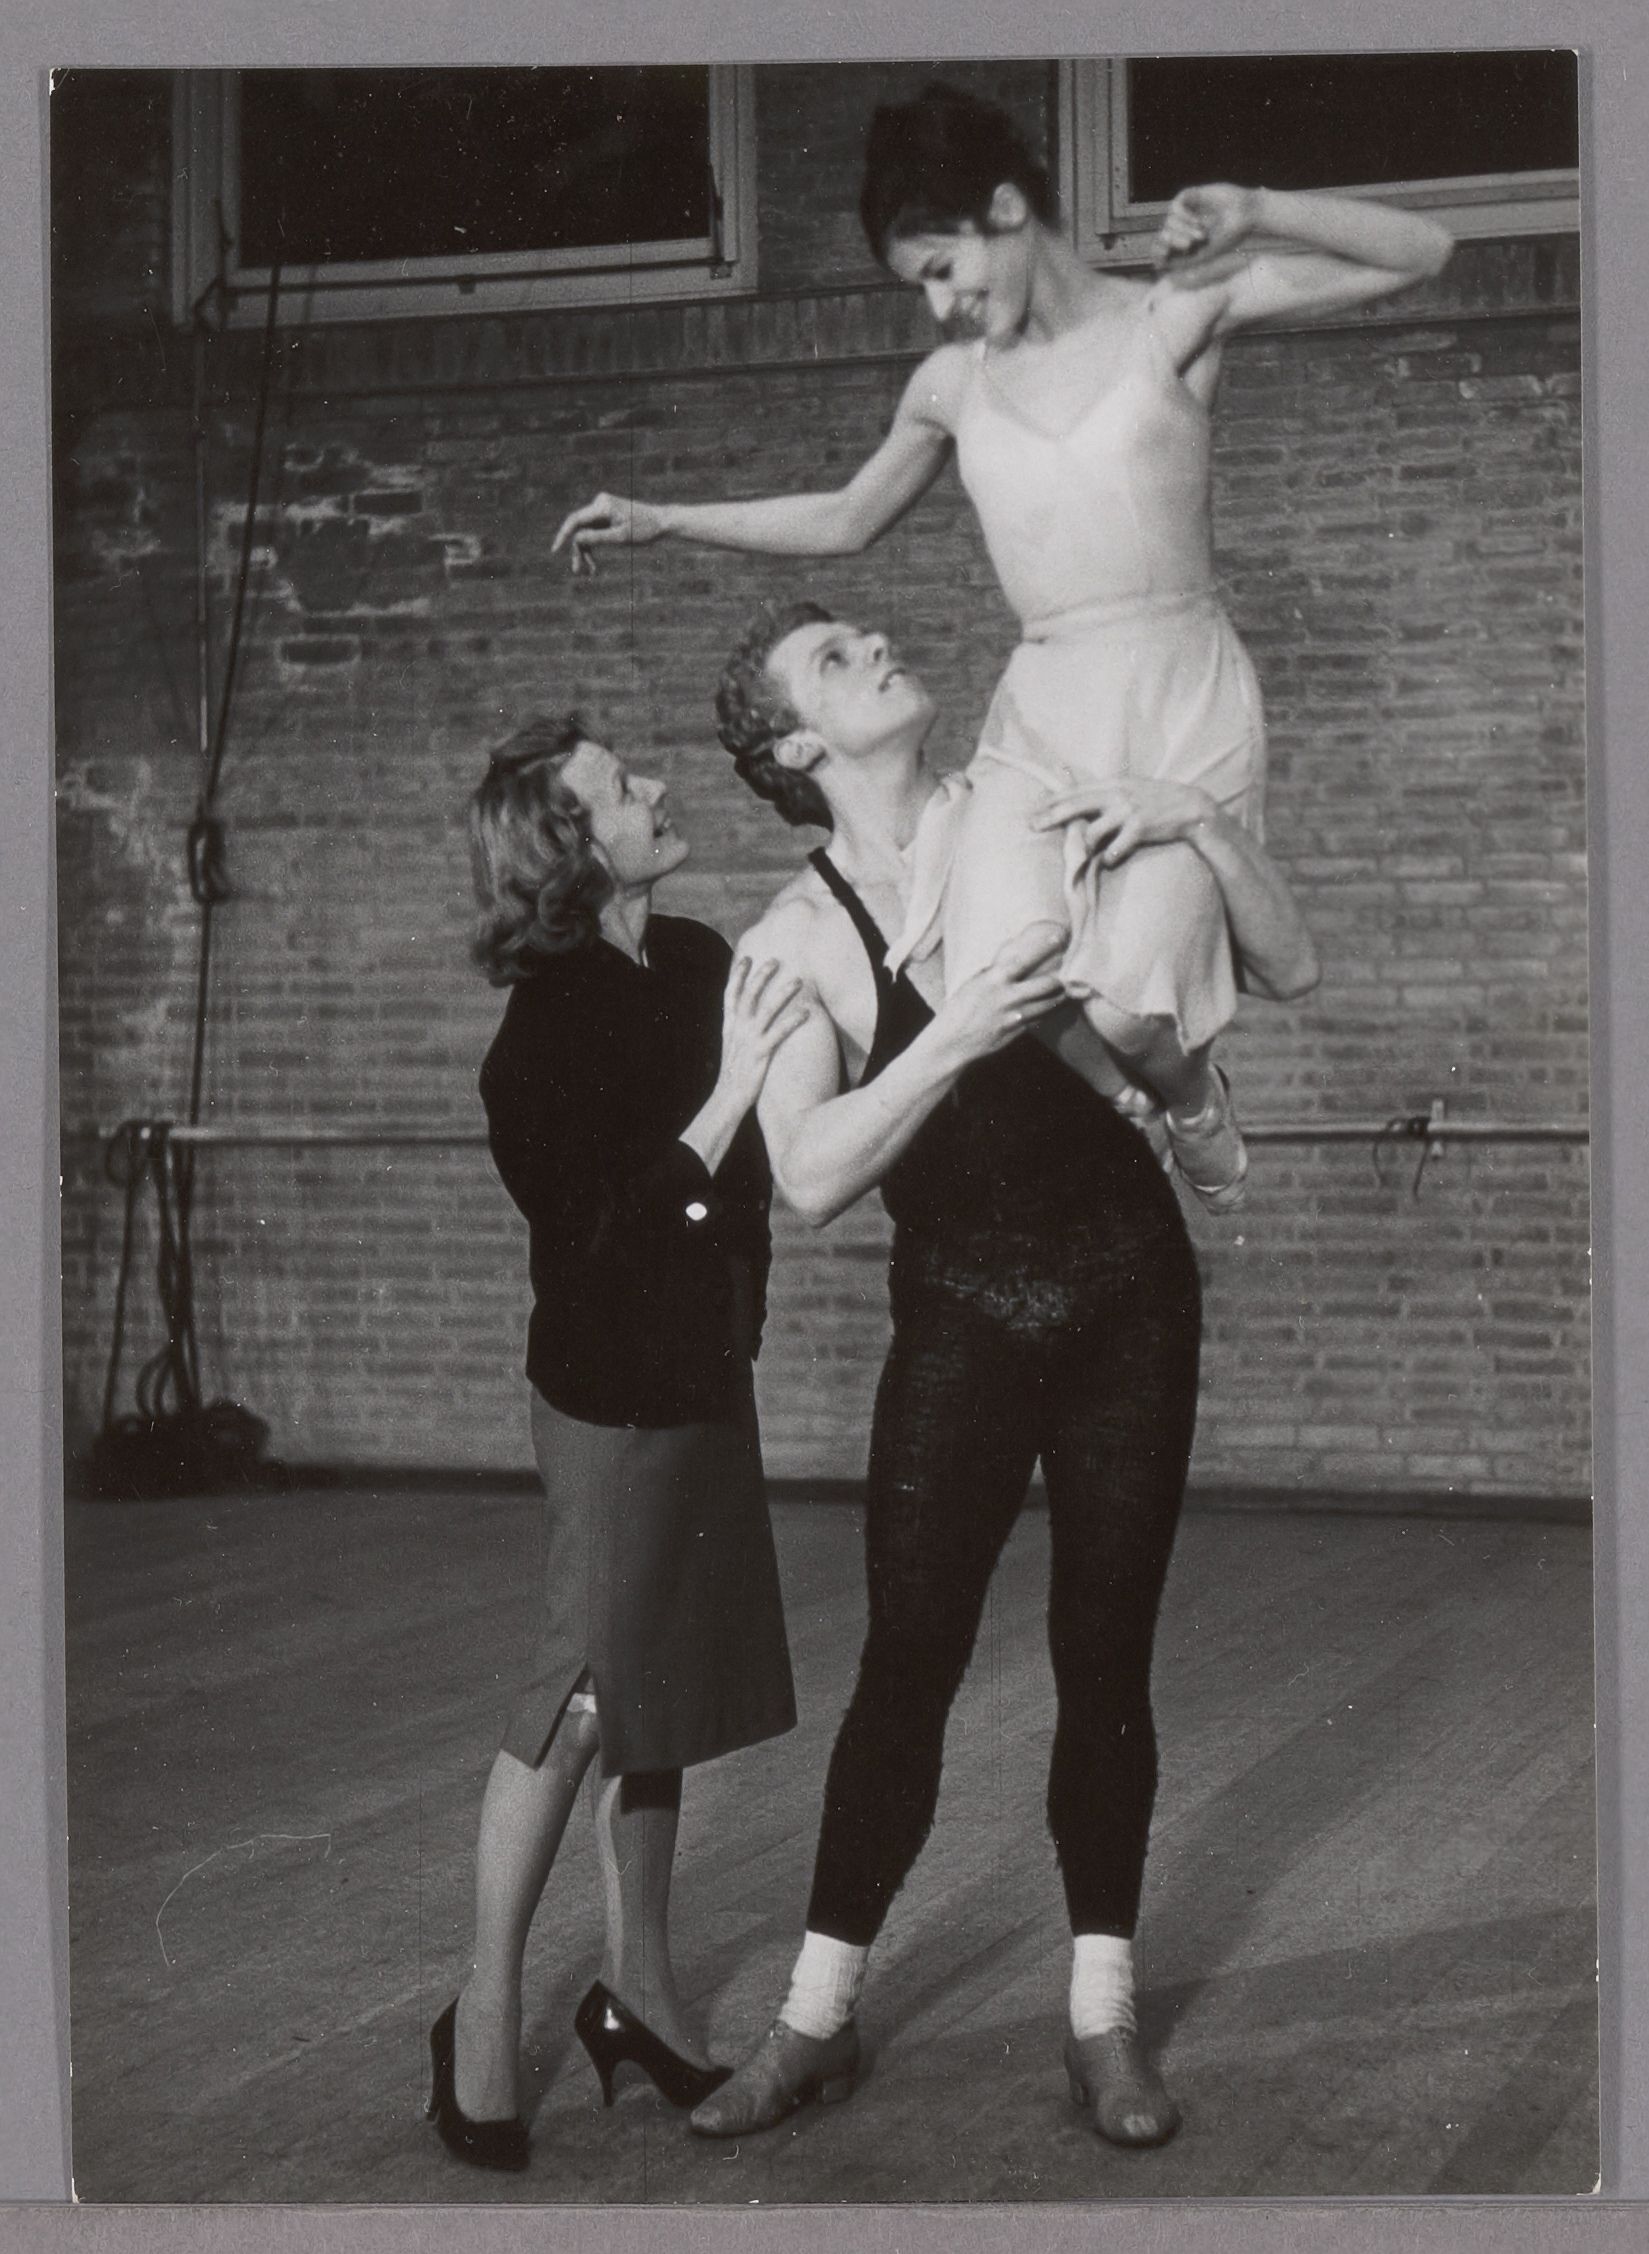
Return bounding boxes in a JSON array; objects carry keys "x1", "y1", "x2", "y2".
[
  {"x1": 81, "y1": 256, "x2": 288, "y2": 1501},
  {"x1": 80, "y1": 1121, "x2": 282, "y2": 1501}
]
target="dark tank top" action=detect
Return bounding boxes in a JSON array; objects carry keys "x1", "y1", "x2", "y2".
[{"x1": 808, "y1": 848, "x2": 1174, "y2": 1238}]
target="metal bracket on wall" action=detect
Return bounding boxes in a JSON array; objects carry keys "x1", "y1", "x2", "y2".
[{"x1": 1369, "y1": 1098, "x2": 1455, "y2": 1198}]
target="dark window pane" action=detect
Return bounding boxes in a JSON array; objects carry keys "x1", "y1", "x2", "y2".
[
  {"x1": 237, "y1": 68, "x2": 712, "y2": 267},
  {"x1": 1127, "y1": 53, "x2": 1578, "y2": 204}
]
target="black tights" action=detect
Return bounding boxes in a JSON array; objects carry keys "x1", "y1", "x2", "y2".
[{"x1": 806, "y1": 1217, "x2": 1201, "y2": 1946}]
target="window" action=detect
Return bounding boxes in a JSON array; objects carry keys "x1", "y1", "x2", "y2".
[
  {"x1": 171, "y1": 67, "x2": 757, "y2": 326},
  {"x1": 1060, "y1": 53, "x2": 1579, "y2": 267}
]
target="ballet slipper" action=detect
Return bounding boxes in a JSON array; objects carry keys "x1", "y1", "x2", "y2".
[
  {"x1": 687, "y1": 2019, "x2": 861, "y2": 2137},
  {"x1": 1063, "y1": 2027, "x2": 1182, "y2": 2148},
  {"x1": 1166, "y1": 1065, "x2": 1248, "y2": 1213}
]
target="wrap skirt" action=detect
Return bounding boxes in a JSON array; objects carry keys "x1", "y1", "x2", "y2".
[
  {"x1": 499, "y1": 1351, "x2": 796, "y2": 1777},
  {"x1": 943, "y1": 590, "x2": 1267, "y2": 1054}
]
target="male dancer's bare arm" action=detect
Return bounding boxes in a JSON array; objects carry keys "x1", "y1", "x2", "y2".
[
  {"x1": 1178, "y1": 808, "x2": 1320, "y2": 1001},
  {"x1": 750, "y1": 926, "x2": 1066, "y2": 1228}
]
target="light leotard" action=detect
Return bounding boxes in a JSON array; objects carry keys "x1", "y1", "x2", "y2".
[{"x1": 905, "y1": 289, "x2": 1267, "y2": 1052}]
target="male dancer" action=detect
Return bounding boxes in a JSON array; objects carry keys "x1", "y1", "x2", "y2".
[{"x1": 697, "y1": 601, "x2": 1316, "y2": 2146}]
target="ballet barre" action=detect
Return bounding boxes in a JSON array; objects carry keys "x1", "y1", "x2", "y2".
[{"x1": 79, "y1": 1106, "x2": 1589, "y2": 1152}]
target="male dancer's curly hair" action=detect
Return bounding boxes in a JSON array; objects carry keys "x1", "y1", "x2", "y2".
[{"x1": 715, "y1": 602, "x2": 835, "y2": 832}]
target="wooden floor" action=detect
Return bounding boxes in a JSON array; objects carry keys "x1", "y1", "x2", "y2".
[{"x1": 63, "y1": 1484, "x2": 1597, "y2": 2203}]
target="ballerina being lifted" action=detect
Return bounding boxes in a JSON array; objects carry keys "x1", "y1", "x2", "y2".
[{"x1": 554, "y1": 82, "x2": 1451, "y2": 1211}]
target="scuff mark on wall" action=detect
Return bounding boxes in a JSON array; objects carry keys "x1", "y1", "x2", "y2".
[{"x1": 58, "y1": 756, "x2": 193, "y2": 898}]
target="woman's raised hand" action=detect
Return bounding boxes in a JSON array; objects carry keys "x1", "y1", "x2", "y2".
[
  {"x1": 1151, "y1": 184, "x2": 1262, "y2": 280},
  {"x1": 551, "y1": 492, "x2": 668, "y2": 577},
  {"x1": 718, "y1": 957, "x2": 811, "y2": 1113},
  {"x1": 1033, "y1": 776, "x2": 1219, "y2": 869},
  {"x1": 935, "y1": 925, "x2": 1067, "y2": 1064}
]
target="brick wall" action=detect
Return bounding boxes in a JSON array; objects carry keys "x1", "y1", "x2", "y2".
[{"x1": 53, "y1": 72, "x2": 1589, "y2": 1501}]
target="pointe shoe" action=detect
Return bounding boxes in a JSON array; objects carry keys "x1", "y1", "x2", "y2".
[
  {"x1": 1064, "y1": 2027, "x2": 1182, "y2": 2148},
  {"x1": 1111, "y1": 1083, "x2": 1174, "y2": 1171},
  {"x1": 688, "y1": 2018, "x2": 861, "y2": 2138},
  {"x1": 1166, "y1": 1066, "x2": 1248, "y2": 1213},
  {"x1": 573, "y1": 1980, "x2": 731, "y2": 2111},
  {"x1": 426, "y1": 1998, "x2": 530, "y2": 2173}
]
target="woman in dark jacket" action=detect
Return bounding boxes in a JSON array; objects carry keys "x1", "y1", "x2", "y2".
[{"x1": 427, "y1": 713, "x2": 806, "y2": 2173}]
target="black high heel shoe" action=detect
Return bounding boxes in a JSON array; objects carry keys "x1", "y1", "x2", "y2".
[
  {"x1": 574, "y1": 1980, "x2": 732, "y2": 2110},
  {"x1": 426, "y1": 1998, "x2": 530, "y2": 2173}
]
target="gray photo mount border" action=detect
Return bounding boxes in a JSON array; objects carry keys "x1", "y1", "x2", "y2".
[{"x1": 9, "y1": 2, "x2": 1649, "y2": 2246}]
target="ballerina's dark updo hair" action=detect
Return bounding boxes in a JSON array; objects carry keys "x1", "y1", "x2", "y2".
[
  {"x1": 716, "y1": 602, "x2": 835, "y2": 832},
  {"x1": 859, "y1": 82, "x2": 1058, "y2": 266},
  {"x1": 468, "y1": 711, "x2": 614, "y2": 982}
]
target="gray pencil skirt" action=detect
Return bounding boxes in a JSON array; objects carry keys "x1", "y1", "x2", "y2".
[{"x1": 499, "y1": 1364, "x2": 796, "y2": 1778}]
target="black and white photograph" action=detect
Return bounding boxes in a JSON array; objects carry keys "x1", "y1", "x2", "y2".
[{"x1": 50, "y1": 52, "x2": 1593, "y2": 2203}]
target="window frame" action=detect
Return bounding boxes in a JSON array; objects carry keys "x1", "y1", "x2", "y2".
[
  {"x1": 170, "y1": 67, "x2": 758, "y2": 327},
  {"x1": 1058, "y1": 57, "x2": 1580, "y2": 268}
]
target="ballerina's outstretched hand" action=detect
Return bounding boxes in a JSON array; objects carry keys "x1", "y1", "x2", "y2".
[{"x1": 551, "y1": 491, "x2": 667, "y2": 576}]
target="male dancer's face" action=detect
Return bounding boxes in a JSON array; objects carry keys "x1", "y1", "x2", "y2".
[{"x1": 765, "y1": 618, "x2": 935, "y2": 765}]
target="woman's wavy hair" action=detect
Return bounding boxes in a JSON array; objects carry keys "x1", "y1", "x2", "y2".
[
  {"x1": 715, "y1": 601, "x2": 835, "y2": 832},
  {"x1": 468, "y1": 712, "x2": 613, "y2": 983},
  {"x1": 859, "y1": 82, "x2": 1057, "y2": 266}
]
